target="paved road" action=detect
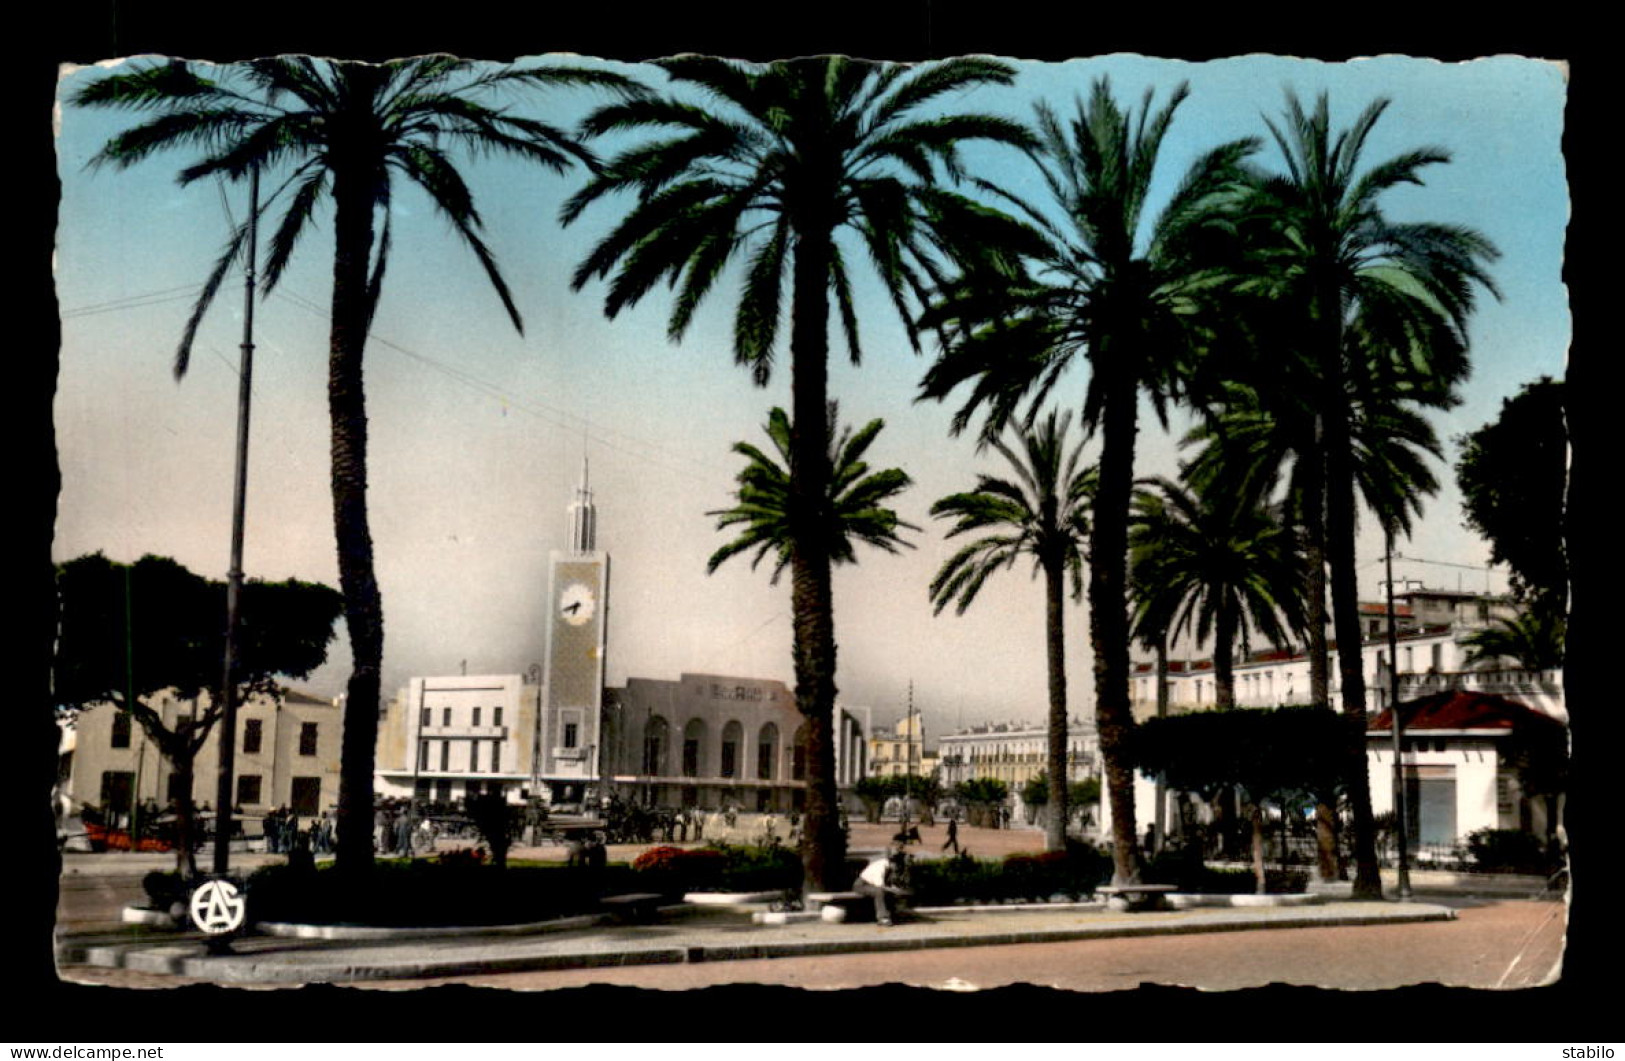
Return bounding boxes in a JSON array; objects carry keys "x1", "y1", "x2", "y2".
[{"x1": 340, "y1": 898, "x2": 1564, "y2": 993}]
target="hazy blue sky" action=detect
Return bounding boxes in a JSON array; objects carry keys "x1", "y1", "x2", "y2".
[{"x1": 52, "y1": 52, "x2": 1568, "y2": 738}]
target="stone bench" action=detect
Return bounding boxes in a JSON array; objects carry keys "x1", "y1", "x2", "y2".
[
  {"x1": 1095, "y1": 883, "x2": 1177, "y2": 911},
  {"x1": 599, "y1": 892, "x2": 667, "y2": 923},
  {"x1": 805, "y1": 891, "x2": 871, "y2": 923}
]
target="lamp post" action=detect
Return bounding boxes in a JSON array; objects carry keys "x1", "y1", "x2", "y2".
[
  {"x1": 1385, "y1": 532, "x2": 1413, "y2": 900},
  {"x1": 212, "y1": 164, "x2": 259, "y2": 878}
]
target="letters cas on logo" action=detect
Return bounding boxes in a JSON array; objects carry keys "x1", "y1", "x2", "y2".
[{"x1": 188, "y1": 877, "x2": 247, "y2": 935}]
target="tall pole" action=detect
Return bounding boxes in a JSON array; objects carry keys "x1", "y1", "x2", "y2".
[
  {"x1": 1385, "y1": 531, "x2": 1413, "y2": 900},
  {"x1": 212, "y1": 166, "x2": 259, "y2": 877}
]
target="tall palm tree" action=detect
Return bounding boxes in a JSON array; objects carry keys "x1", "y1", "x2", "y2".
[
  {"x1": 920, "y1": 79, "x2": 1258, "y2": 885},
  {"x1": 1237, "y1": 90, "x2": 1500, "y2": 898},
  {"x1": 1128, "y1": 475, "x2": 1305, "y2": 711},
  {"x1": 563, "y1": 55, "x2": 1032, "y2": 889},
  {"x1": 707, "y1": 405, "x2": 918, "y2": 582},
  {"x1": 928, "y1": 409, "x2": 1094, "y2": 852},
  {"x1": 1462, "y1": 610, "x2": 1566, "y2": 672},
  {"x1": 74, "y1": 56, "x2": 637, "y2": 877}
]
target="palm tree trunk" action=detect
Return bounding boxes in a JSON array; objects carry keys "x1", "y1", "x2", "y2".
[
  {"x1": 1325, "y1": 408, "x2": 1382, "y2": 899},
  {"x1": 788, "y1": 222, "x2": 844, "y2": 892},
  {"x1": 1307, "y1": 402, "x2": 1343, "y2": 881},
  {"x1": 1044, "y1": 553, "x2": 1069, "y2": 852},
  {"x1": 329, "y1": 132, "x2": 385, "y2": 882},
  {"x1": 1214, "y1": 602, "x2": 1237, "y2": 710},
  {"x1": 1091, "y1": 359, "x2": 1141, "y2": 886},
  {"x1": 1250, "y1": 800, "x2": 1267, "y2": 894}
]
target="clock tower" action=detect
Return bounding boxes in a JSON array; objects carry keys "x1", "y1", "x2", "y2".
[{"x1": 533, "y1": 458, "x2": 609, "y2": 806}]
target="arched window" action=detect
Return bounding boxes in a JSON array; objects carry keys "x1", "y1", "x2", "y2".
[
  {"x1": 757, "y1": 722, "x2": 779, "y2": 781},
  {"x1": 683, "y1": 718, "x2": 707, "y2": 778},
  {"x1": 791, "y1": 722, "x2": 810, "y2": 781},
  {"x1": 643, "y1": 715, "x2": 669, "y2": 777},
  {"x1": 721, "y1": 720, "x2": 743, "y2": 778}
]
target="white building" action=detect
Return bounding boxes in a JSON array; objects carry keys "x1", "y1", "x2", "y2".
[
  {"x1": 59, "y1": 686, "x2": 342, "y2": 824},
  {"x1": 1108, "y1": 587, "x2": 1565, "y2": 853},
  {"x1": 937, "y1": 716, "x2": 1100, "y2": 822},
  {"x1": 601, "y1": 672, "x2": 869, "y2": 812}
]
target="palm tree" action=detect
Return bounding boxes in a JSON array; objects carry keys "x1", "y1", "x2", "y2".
[
  {"x1": 1462, "y1": 610, "x2": 1566, "y2": 672},
  {"x1": 73, "y1": 56, "x2": 638, "y2": 877},
  {"x1": 707, "y1": 404, "x2": 918, "y2": 582},
  {"x1": 1185, "y1": 351, "x2": 1457, "y2": 882},
  {"x1": 1128, "y1": 475, "x2": 1306, "y2": 711},
  {"x1": 1236, "y1": 90, "x2": 1500, "y2": 897},
  {"x1": 564, "y1": 55, "x2": 1032, "y2": 890},
  {"x1": 928, "y1": 409, "x2": 1094, "y2": 852},
  {"x1": 920, "y1": 80, "x2": 1258, "y2": 886}
]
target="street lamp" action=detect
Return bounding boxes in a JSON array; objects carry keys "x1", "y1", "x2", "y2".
[{"x1": 212, "y1": 164, "x2": 260, "y2": 878}]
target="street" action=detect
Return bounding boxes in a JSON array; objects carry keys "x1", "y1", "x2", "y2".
[
  {"x1": 51, "y1": 822, "x2": 1568, "y2": 993},
  {"x1": 336, "y1": 897, "x2": 1561, "y2": 992}
]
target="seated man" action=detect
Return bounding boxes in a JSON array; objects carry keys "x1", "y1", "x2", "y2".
[{"x1": 853, "y1": 843, "x2": 910, "y2": 926}]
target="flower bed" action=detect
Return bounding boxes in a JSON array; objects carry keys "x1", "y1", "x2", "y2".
[{"x1": 242, "y1": 855, "x2": 641, "y2": 927}]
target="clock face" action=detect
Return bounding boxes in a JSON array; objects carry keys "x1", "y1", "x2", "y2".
[{"x1": 559, "y1": 581, "x2": 596, "y2": 626}]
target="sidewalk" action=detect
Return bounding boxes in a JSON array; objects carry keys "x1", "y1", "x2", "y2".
[{"x1": 58, "y1": 897, "x2": 1458, "y2": 986}]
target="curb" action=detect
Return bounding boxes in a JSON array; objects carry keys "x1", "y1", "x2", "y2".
[{"x1": 69, "y1": 901, "x2": 1457, "y2": 985}]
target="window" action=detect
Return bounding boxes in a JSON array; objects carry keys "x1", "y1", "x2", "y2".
[
  {"x1": 421, "y1": 707, "x2": 431, "y2": 728},
  {"x1": 443, "y1": 707, "x2": 452, "y2": 727},
  {"x1": 564, "y1": 722, "x2": 579, "y2": 749},
  {"x1": 758, "y1": 742, "x2": 774, "y2": 780},
  {"x1": 111, "y1": 711, "x2": 132, "y2": 749},
  {"x1": 419, "y1": 741, "x2": 430, "y2": 771},
  {"x1": 236, "y1": 775, "x2": 262, "y2": 806},
  {"x1": 440, "y1": 741, "x2": 450, "y2": 772},
  {"x1": 243, "y1": 718, "x2": 263, "y2": 755},
  {"x1": 493, "y1": 707, "x2": 503, "y2": 728},
  {"x1": 299, "y1": 722, "x2": 318, "y2": 756},
  {"x1": 469, "y1": 741, "x2": 480, "y2": 772},
  {"x1": 290, "y1": 777, "x2": 321, "y2": 816},
  {"x1": 473, "y1": 707, "x2": 482, "y2": 727},
  {"x1": 99, "y1": 771, "x2": 134, "y2": 812},
  {"x1": 721, "y1": 741, "x2": 737, "y2": 778},
  {"x1": 683, "y1": 738, "x2": 699, "y2": 777},
  {"x1": 491, "y1": 741, "x2": 501, "y2": 772}
]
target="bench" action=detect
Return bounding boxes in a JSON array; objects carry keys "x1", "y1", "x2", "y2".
[
  {"x1": 599, "y1": 892, "x2": 666, "y2": 923},
  {"x1": 1095, "y1": 883, "x2": 1177, "y2": 911},
  {"x1": 805, "y1": 891, "x2": 871, "y2": 923}
]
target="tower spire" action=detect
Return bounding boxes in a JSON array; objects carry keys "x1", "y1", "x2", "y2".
[{"x1": 568, "y1": 454, "x2": 596, "y2": 554}]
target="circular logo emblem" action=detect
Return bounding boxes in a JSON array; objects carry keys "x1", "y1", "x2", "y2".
[{"x1": 188, "y1": 878, "x2": 247, "y2": 935}]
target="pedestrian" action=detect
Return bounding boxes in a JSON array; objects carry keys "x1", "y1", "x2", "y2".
[
  {"x1": 942, "y1": 817, "x2": 959, "y2": 854},
  {"x1": 853, "y1": 843, "x2": 909, "y2": 926}
]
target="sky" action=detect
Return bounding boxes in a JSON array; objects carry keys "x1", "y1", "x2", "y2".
[{"x1": 50, "y1": 52, "x2": 1570, "y2": 742}]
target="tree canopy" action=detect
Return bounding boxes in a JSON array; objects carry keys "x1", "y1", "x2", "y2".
[
  {"x1": 1456, "y1": 376, "x2": 1567, "y2": 613},
  {"x1": 54, "y1": 552, "x2": 343, "y2": 715}
]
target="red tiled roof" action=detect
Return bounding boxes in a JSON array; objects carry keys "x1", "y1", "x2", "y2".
[{"x1": 1367, "y1": 689, "x2": 1564, "y2": 733}]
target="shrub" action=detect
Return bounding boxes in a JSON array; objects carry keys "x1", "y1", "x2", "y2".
[
  {"x1": 632, "y1": 845, "x2": 727, "y2": 895},
  {"x1": 243, "y1": 858, "x2": 641, "y2": 927},
  {"x1": 1465, "y1": 828, "x2": 1558, "y2": 875},
  {"x1": 906, "y1": 844, "x2": 1109, "y2": 906},
  {"x1": 1144, "y1": 850, "x2": 1309, "y2": 894},
  {"x1": 701, "y1": 842, "x2": 803, "y2": 893},
  {"x1": 140, "y1": 870, "x2": 186, "y2": 911}
]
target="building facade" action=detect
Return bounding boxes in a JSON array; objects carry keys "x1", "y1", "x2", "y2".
[
  {"x1": 1111, "y1": 587, "x2": 1565, "y2": 852},
  {"x1": 866, "y1": 711, "x2": 938, "y2": 779},
  {"x1": 601, "y1": 672, "x2": 868, "y2": 812},
  {"x1": 375, "y1": 673, "x2": 545, "y2": 805},
  {"x1": 60, "y1": 686, "x2": 342, "y2": 824},
  {"x1": 937, "y1": 716, "x2": 1100, "y2": 820}
]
